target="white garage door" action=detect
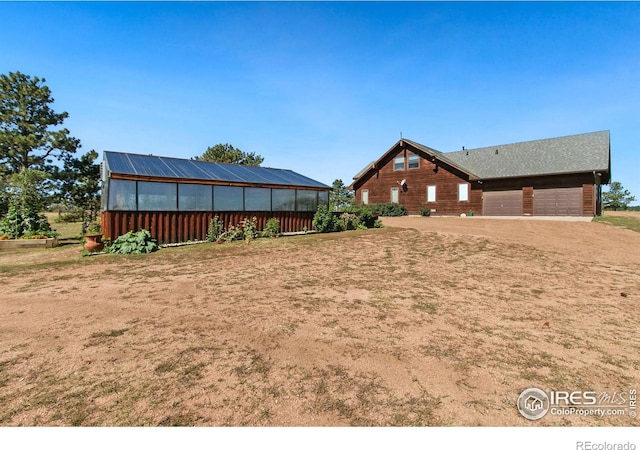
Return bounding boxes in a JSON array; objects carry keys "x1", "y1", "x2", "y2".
[
  {"x1": 533, "y1": 187, "x2": 582, "y2": 215},
  {"x1": 483, "y1": 190, "x2": 522, "y2": 216}
]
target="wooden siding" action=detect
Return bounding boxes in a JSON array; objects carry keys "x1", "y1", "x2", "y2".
[
  {"x1": 583, "y1": 183, "x2": 595, "y2": 215},
  {"x1": 355, "y1": 146, "x2": 482, "y2": 215},
  {"x1": 522, "y1": 186, "x2": 534, "y2": 215},
  {"x1": 102, "y1": 211, "x2": 315, "y2": 244}
]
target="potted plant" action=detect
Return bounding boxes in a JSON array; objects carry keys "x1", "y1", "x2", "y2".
[{"x1": 83, "y1": 221, "x2": 104, "y2": 252}]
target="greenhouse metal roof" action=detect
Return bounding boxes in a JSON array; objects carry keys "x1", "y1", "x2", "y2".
[{"x1": 104, "y1": 151, "x2": 330, "y2": 189}]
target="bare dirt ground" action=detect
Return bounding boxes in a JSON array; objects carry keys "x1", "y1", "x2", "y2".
[{"x1": 1, "y1": 214, "x2": 639, "y2": 426}]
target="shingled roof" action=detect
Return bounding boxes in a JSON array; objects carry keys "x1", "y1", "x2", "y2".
[
  {"x1": 352, "y1": 130, "x2": 610, "y2": 186},
  {"x1": 445, "y1": 130, "x2": 610, "y2": 180}
]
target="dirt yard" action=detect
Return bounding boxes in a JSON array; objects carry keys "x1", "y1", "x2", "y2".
[{"x1": 1, "y1": 214, "x2": 638, "y2": 426}]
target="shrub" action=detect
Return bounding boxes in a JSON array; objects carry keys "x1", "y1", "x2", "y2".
[
  {"x1": 207, "y1": 216, "x2": 224, "y2": 242},
  {"x1": 262, "y1": 218, "x2": 281, "y2": 238},
  {"x1": 420, "y1": 206, "x2": 431, "y2": 217},
  {"x1": 217, "y1": 217, "x2": 259, "y2": 243},
  {"x1": 370, "y1": 202, "x2": 408, "y2": 217},
  {"x1": 313, "y1": 205, "x2": 341, "y2": 233},
  {"x1": 0, "y1": 204, "x2": 54, "y2": 238},
  {"x1": 107, "y1": 229, "x2": 159, "y2": 254},
  {"x1": 241, "y1": 217, "x2": 259, "y2": 242},
  {"x1": 340, "y1": 213, "x2": 359, "y2": 231}
]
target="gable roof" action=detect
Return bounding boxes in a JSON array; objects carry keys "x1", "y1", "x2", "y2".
[
  {"x1": 351, "y1": 130, "x2": 610, "y2": 188},
  {"x1": 445, "y1": 130, "x2": 610, "y2": 180},
  {"x1": 103, "y1": 151, "x2": 330, "y2": 189}
]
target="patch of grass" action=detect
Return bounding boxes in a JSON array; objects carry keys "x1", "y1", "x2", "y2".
[
  {"x1": 593, "y1": 215, "x2": 640, "y2": 233},
  {"x1": 89, "y1": 328, "x2": 129, "y2": 340},
  {"x1": 411, "y1": 300, "x2": 438, "y2": 314}
]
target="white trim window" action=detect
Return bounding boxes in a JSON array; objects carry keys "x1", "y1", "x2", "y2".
[
  {"x1": 391, "y1": 187, "x2": 399, "y2": 203},
  {"x1": 408, "y1": 153, "x2": 419, "y2": 169},
  {"x1": 427, "y1": 185, "x2": 436, "y2": 202},
  {"x1": 458, "y1": 183, "x2": 469, "y2": 202},
  {"x1": 393, "y1": 155, "x2": 405, "y2": 171},
  {"x1": 361, "y1": 189, "x2": 369, "y2": 205}
]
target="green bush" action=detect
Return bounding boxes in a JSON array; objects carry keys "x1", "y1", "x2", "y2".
[
  {"x1": 370, "y1": 202, "x2": 408, "y2": 217},
  {"x1": 241, "y1": 217, "x2": 259, "y2": 242},
  {"x1": 340, "y1": 213, "x2": 359, "y2": 230},
  {"x1": 0, "y1": 204, "x2": 54, "y2": 238},
  {"x1": 420, "y1": 206, "x2": 431, "y2": 217},
  {"x1": 313, "y1": 205, "x2": 342, "y2": 233},
  {"x1": 262, "y1": 218, "x2": 281, "y2": 238},
  {"x1": 107, "y1": 229, "x2": 159, "y2": 254},
  {"x1": 207, "y1": 216, "x2": 224, "y2": 242}
]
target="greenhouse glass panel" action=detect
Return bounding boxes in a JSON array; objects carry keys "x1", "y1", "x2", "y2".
[
  {"x1": 138, "y1": 181, "x2": 177, "y2": 211},
  {"x1": 244, "y1": 187, "x2": 271, "y2": 211},
  {"x1": 272, "y1": 189, "x2": 296, "y2": 212},
  {"x1": 318, "y1": 190, "x2": 329, "y2": 207},
  {"x1": 178, "y1": 184, "x2": 212, "y2": 211},
  {"x1": 296, "y1": 190, "x2": 317, "y2": 212},
  {"x1": 214, "y1": 186, "x2": 244, "y2": 211},
  {"x1": 108, "y1": 179, "x2": 137, "y2": 210}
]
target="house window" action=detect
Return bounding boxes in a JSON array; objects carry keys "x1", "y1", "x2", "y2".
[
  {"x1": 361, "y1": 189, "x2": 369, "y2": 205},
  {"x1": 391, "y1": 187, "x2": 399, "y2": 203},
  {"x1": 427, "y1": 185, "x2": 436, "y2": 202},
  {"x1": 458, "y1": 183, "x2": 469, "y2": 202},
  {"x1": 394, "y1": 156, "x2": 405, "y2": 171},
  {"x1": 408, "y1": 153, "x2": 419, "y2": 169}
]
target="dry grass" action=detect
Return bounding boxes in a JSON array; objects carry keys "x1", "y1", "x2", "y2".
[{"x1": 0, "y1": 217, "x2": 639, "y2": 426}]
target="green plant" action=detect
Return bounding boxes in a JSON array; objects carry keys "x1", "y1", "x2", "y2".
[
  {"x1": 241, "y1": 217, "x2": 259, "y2": 243},
  {"x1": 420, "y1": 206, "x2": 431, "y2": 217},
  {"x1": 107, "y1": 229, "x2": 159, "y2": 254},
  {"x1": 370, "y1": 202, "x2": 408, "y2": 217},
  {"x1": 313, "y1": 205, "x2": 341, "y2": 233},
  {"x1": 262, "y1": 218, "x2": 281, "y2": 238},
  {"x1": 207, "y1": 216, "x2": 224, "y2": 242},
  {"x1": 83, "y1": 221, "x2": 101, "y2": 235},
  {"x1": 340, "y1": 213, "x2": 359, "y2": 231},
  {"x1": 0, "y1": 204, "x2": 54, "y2": 238}
]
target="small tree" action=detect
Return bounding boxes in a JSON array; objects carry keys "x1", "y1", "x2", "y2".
[
  {"x1": 0, "y1": 168, "x2": 52, "y2": 237},
  {"x1": 603, "y1": 181, "x2": 636, "y2": 211},
  {"x1": 54, "y1": 150, "x2": 101, "y2": 223},
  {"x1": 195, "y1": 143, "x2": 263, "y2": 166},
  {"x1": 329, "y1": 179, "x2": 354, "y2": 212}
]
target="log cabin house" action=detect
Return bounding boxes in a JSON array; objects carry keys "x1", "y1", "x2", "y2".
[
  {"x1": 101, "y1": 151, "x2": 330, "y2": 244},
  {"x1": 350, "y1": 131, "x2": 611, "y2": 216}
]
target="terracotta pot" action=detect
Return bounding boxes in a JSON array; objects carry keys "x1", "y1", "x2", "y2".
[{"x1": 84, "y1": 234, "x2": 104, "y2": 253}]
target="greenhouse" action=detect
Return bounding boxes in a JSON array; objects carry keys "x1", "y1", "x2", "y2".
[{"x1": 101, "y1": 151, "x2": 330, "y2": 244}]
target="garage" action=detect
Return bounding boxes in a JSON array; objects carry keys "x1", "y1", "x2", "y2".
[
  {"x1": 533, "y1": 187, "x2": 582, "y2": 216},
  {"x1": 482, "y1": 190, "x2": 522, "y2": 216}
]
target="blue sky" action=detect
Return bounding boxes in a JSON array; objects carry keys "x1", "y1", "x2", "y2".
[{"x1": 1, "y1": 2, "x2": 638, "y2": 202}]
